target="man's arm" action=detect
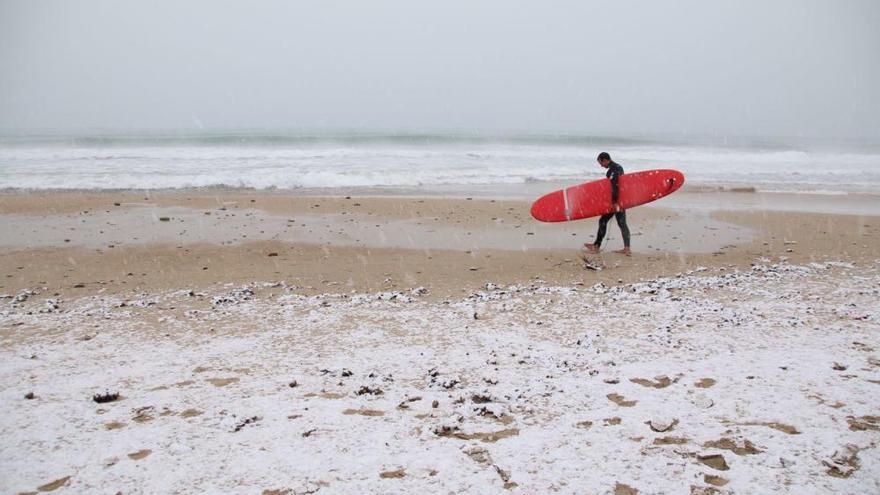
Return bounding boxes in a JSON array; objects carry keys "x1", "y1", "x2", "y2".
[{"x1": 609, "y1": 167, "x2": 620, "y2": 207}]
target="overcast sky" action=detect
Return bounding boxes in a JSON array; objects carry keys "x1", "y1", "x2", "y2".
[{"x1": 1, "y1": 0, "x2": 878, "y2": 139}]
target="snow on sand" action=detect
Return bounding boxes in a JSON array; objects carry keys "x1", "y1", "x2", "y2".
[{"x1": 1, "y1": 260, "x2": 879, "y2": 494}]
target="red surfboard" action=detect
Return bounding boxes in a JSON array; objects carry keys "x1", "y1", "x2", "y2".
[{"x1": 531, "y1": 169, "x2": 684, "y2": 222}]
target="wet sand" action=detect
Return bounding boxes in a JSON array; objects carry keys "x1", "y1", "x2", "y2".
[{"x1": 0, "y1": 190, "x2": 877, "y2": 299}]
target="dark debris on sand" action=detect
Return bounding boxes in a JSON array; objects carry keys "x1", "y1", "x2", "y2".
[{"x1": 93, "y1": 391, "x2": 120, "y2": 404}]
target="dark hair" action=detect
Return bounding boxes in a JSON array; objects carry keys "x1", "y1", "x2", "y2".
[{"x1": 597, "y1": 152, "x2": 611, "y2": 161}]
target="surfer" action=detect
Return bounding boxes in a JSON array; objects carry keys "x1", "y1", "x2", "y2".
[{"x1": 584, "y1": 152, "x2": 631, "y2": 255}]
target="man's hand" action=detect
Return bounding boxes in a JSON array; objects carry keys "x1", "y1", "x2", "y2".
[{"x1": 612, "y1": 202, "x2": 621, "y2": 213}]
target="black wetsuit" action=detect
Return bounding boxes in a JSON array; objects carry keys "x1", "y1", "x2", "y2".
[{"x1": 594, "y1": 161, "x2": 631, "y2": 248}]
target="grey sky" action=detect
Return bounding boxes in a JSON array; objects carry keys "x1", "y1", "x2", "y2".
[{"x1": 1, "y1": 0, "x2": 878, "y2": 139}]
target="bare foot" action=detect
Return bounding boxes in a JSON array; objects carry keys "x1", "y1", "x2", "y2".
[
  {"x1": 614, "y1": 247, "x2": 632, "y2": 256},
  {"x1": 583, "y1": 243, "x2": 600, "y2": 253}
]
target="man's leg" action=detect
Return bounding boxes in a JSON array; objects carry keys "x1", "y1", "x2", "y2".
[
  {"x1": 585, "y1": 213, "x2": 614, "y2": 252},
  {"x1": 614, "y1": 210, "x2": 631, "y2": 255}
]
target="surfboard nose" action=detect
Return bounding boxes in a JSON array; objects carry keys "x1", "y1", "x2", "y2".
[
  {"x1": 530, "y1": 189, "x2": 566, "y2": 222},
  {"x1": 671, "y1": 170, "x2": 685, "y2": 189}
]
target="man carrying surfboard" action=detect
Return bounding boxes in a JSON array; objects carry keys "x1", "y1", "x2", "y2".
[{"x1": 584, "y1": 152, "x2": 631, "y2": 256}]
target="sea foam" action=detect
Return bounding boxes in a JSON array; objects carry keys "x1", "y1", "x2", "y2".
[{"x1": 1, "y1": 134, "x2": 878, "y2": 193}]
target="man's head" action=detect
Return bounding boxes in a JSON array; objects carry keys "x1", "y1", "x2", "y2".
[{"x1": 597, "y1": 152, "x2": 611, "y2": 168}]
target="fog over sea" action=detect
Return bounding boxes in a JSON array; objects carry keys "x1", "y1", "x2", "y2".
[{"x1": 1, "y1": 132, "x2": 879, "y2": 194}]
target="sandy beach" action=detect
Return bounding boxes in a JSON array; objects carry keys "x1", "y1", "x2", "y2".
[{"x1": 1, "y1": 189, "x2": 879, "y2": 494}]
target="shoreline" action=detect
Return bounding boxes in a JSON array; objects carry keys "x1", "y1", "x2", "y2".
[
  {"x1": 1, "y1": 185, "x2": 879, "y2": 212},
  {"x1": 3, "y1": 183, "x2": 880, "y2": 196}
]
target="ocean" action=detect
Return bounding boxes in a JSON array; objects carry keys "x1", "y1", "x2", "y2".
[{"x1": 1, "y1": 133, "x2": 879, "y2": 194}]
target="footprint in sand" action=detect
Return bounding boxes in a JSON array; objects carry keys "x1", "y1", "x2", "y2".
[
  {"x1": 304, "y1": 391, "x2": 346, "y2": 399},
  {"x1": 846, "y1": 415, "x2": 880, "y2": 431},
  {"x1": 463, "y1": 445, "x2": 517, "y2": 488},
  {"x1": 379, "y1": 468, "x2": 406, "y2": 479},
  {"x1": 180, "y1": 408, "x2": 203, "y2": 418},
  {"x1": 435, "y1": 426, "x2": 519, "y2": 443},
  {"x1": 823, "y1": 444, "x2": 863, "y2": 478},
  {"x1": 739, "y1": 421, "x2": 800, "y2": 435},
  {"x1": 704, "y1": 474, "x2": 729, "y2": 487},
  {"x1": 613, "y1": 482, "x2": 639, "y2": 495},
  {"x1": 35, "y1": 475, "x2": 72, "y2": 492},
  {"x1": 132, "y1": 406, "x2": 155, "y2": 423},
  {"x1": 607, "y1": 393, "x2": 637, "y2": 407},
  {"x1": 809, "y1": 393, "x2": 845, "y2": 409},
  {"x1": 703, "y1": 437, "x2": 763, "y2": 455},
  {"x1": 342, "y1": 408, "x2": 385, "y2": 417},
  {"x1": 694, "y1": 378, "x2": 716, "y2": 388},
  {"x1": 207, "y1": 377, "x2": 239, "y2": 387},
  {"x1": 696, "y1": 453, "x2": 729, "y2": 471},
  {"x1": 653, "y1": 436, "x2": 689, "y2": 445},
  {"x1": 127, "y1": 449, "x2": 152, "y2": 460},
  {"x1": 630, "y1": 376, "x2": 677, "y2": 388}
]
